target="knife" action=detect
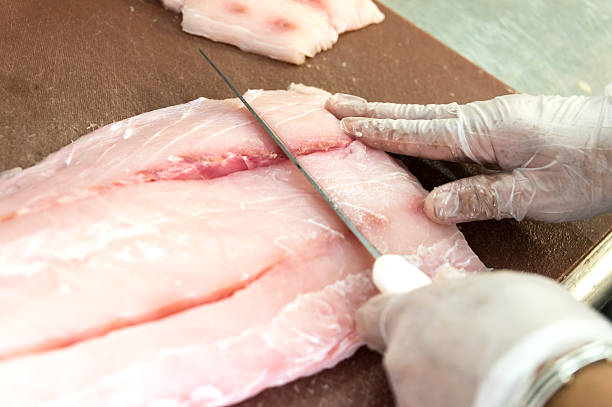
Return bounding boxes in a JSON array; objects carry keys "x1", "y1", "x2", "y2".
[{"x1": 198, "y1": 49, "x2": 432, "y2": 293}]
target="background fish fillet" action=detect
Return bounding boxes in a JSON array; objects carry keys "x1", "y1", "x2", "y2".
[{"x1": 159, "y1": 0, "x2": 385, "y2": 64}]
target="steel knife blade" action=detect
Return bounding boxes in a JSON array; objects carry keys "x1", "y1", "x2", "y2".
[{"x1": 198, "y1": 49, "x2": 382, "y2": 259}]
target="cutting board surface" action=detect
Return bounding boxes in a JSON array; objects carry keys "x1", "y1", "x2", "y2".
[{"x1": 1, "y1": 1, "x2": 611, "y2": 405}]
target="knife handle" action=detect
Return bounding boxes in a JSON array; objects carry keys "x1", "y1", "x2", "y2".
[{"x1": 372, "y1": 255, "x2": 432, "y2": 294}]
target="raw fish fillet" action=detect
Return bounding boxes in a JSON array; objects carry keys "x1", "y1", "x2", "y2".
[
  {"x1": 313, "y1": 0, "x2": 386, "y2": 33},
  {"x1": 159, "y1": 0, "x2": 385, "y2": 64},
  {"x1": 0, "y1": 85, "x2": 484, "y2": 406},
  {"x1": 162, "y1": 0, "x2": 184, "y2": 13}
]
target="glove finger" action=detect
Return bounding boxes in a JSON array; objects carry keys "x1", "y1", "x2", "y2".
[
  {"x1": 340, "y1": 117, "x2": 482, "y2": 162},
  {"x1": 326, "y1": 93, "x2": 459, "y2": 120},
  {"x1": 424, "y1": 172, "x2": 535, "y2": 224},
  {"x1": 355, "y1": 293, "x2": 400, "y2": 353}
]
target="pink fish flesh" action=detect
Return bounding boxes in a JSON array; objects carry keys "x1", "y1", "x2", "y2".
[
  {"x1": 0, "y1": 84, "x2": 484, "y2": 406},
  {"x1": 159, "y1": 0, "x2": 385, "y2": 64}
]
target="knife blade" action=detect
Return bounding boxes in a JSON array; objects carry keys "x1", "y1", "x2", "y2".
[{"x1": 198, "y1": 49, "x2": 382, "y2": 259}]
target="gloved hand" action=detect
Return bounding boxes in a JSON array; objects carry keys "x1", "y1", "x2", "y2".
[
  {"x1": 326, "y1": 89, "x2": 612, "y2": 224},
  {"x1": 356, "y1": 272, "x2": 612, "y2": 407}
]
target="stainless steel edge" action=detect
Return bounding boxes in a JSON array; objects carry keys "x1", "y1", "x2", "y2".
[{"x1": 562, "y1": 231, "x2": 612, "y2": 309}]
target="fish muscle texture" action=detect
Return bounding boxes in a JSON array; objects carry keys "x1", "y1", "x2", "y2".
[{"x1": 0, "y1": 84, "x2": 484, "y2": 406}]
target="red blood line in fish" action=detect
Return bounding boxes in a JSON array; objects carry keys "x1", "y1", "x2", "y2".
[
  {"x1": 293, "y1": 0, "x2": 325, "y2": 10},
  {"x1": 270, "y1": 18, "x2": 298, "y2": 32},
  {"x1": 226, "y1": 2, "x2": 247, "y2": 14}
]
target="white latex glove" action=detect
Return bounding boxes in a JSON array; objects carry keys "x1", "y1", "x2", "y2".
[
  {"x1": 326, "y1": 88, "x2": 612, "y2": 224},
  {"x1": 356, "y1": 272, "x2": 612, "y2": 407}
]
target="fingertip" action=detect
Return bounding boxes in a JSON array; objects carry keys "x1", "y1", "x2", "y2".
[
  {"x1": 425, "y1": 174, "x2": 521, "y2": 224},
  {"x1": 424, "y1": 190, "x2": 456, "y2": 225},
  {"x1": 339, "y1": 117, "x2": 363, "y2": 137},
  {"x1": 325, "y1": 93, "x2": 367, "y2": 119},
  {"x1": 423, "y1": 193, "x2": 438, "y2": 223},
  {"x1": 324, "y1": 93, "x2": 340, "y2": 109}
]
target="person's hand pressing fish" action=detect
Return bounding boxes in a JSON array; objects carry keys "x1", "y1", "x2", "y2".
[
  {"x1": 326, "y1": 88, "x2": 612, "y2": 224},
  {"x1": 326, "y1": 85, "x2": 612, "y2": 407}
]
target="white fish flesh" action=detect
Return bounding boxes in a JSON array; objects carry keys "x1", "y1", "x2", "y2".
[
  {"x1": 160, "y1": 0, "x2": 385, "y2": 64},
  {"x1": 0, "y1": 84, "x2": 484, "y2": 406}
]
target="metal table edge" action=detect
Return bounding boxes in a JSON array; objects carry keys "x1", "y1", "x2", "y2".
[{"x1": 562, "y1": 230, "x2": 612, "y2": 309}]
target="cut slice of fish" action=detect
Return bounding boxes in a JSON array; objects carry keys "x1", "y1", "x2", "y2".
[
  {"x1": 159, "y1": 0, "x2": 384, "y2": 64},
  {"x1": 316, "y1": 0, "x2": 386, "y2": 33}
]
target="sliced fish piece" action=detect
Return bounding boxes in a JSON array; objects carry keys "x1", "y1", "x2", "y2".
[
  {"x1": 159, "y1": 0, "x2": 384, "y2": 64},
  {"x1": 315, "y1": 0, "x2": 386, "y2": 33}
]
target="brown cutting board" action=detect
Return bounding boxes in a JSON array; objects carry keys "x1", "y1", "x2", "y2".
[{"x1": 1, "y1": 0, "x2": 611, "y2": 405}]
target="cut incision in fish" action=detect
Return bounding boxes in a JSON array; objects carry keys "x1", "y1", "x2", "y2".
[
  {"x1": 159, "y1": 0, "x2": 385, "y2": 64},
  {"x1": 0, "y1": 84, "x2": 484, "y2": 406}
]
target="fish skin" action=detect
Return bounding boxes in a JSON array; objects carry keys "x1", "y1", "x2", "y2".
[
  {"x1": 0, "y1": 85, "x2": 485, "y2": 406},
  {"x1": 159, "y1": 0, "x2": 384, "y2": 64}
]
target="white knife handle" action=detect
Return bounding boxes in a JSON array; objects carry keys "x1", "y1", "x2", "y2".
[{"x1": 372, "y1": 255, "x2": 432, "y2": 295}]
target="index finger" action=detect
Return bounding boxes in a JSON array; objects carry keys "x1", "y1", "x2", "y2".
[
  {"x1": 325, "y1": 93, "x2": 460, "y2": 120},
  {"x1": 340, "y1": 116, "x2": 482, "y2": 163}
]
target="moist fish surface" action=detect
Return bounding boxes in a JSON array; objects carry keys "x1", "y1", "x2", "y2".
[
  {"x1": 159, "y1": 0, "x2": 385, "y2": 64},
  {"x1": 0, "y1": 85, "x2": 485, "y2": 406}
]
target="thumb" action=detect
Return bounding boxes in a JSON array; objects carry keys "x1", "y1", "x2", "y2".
[
  {"x1": 424, "y1": 172, "x2": 536, "y2": 224},
  {"x1": 355, "y1": 294, "x2": 402, "y2": 353}
]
